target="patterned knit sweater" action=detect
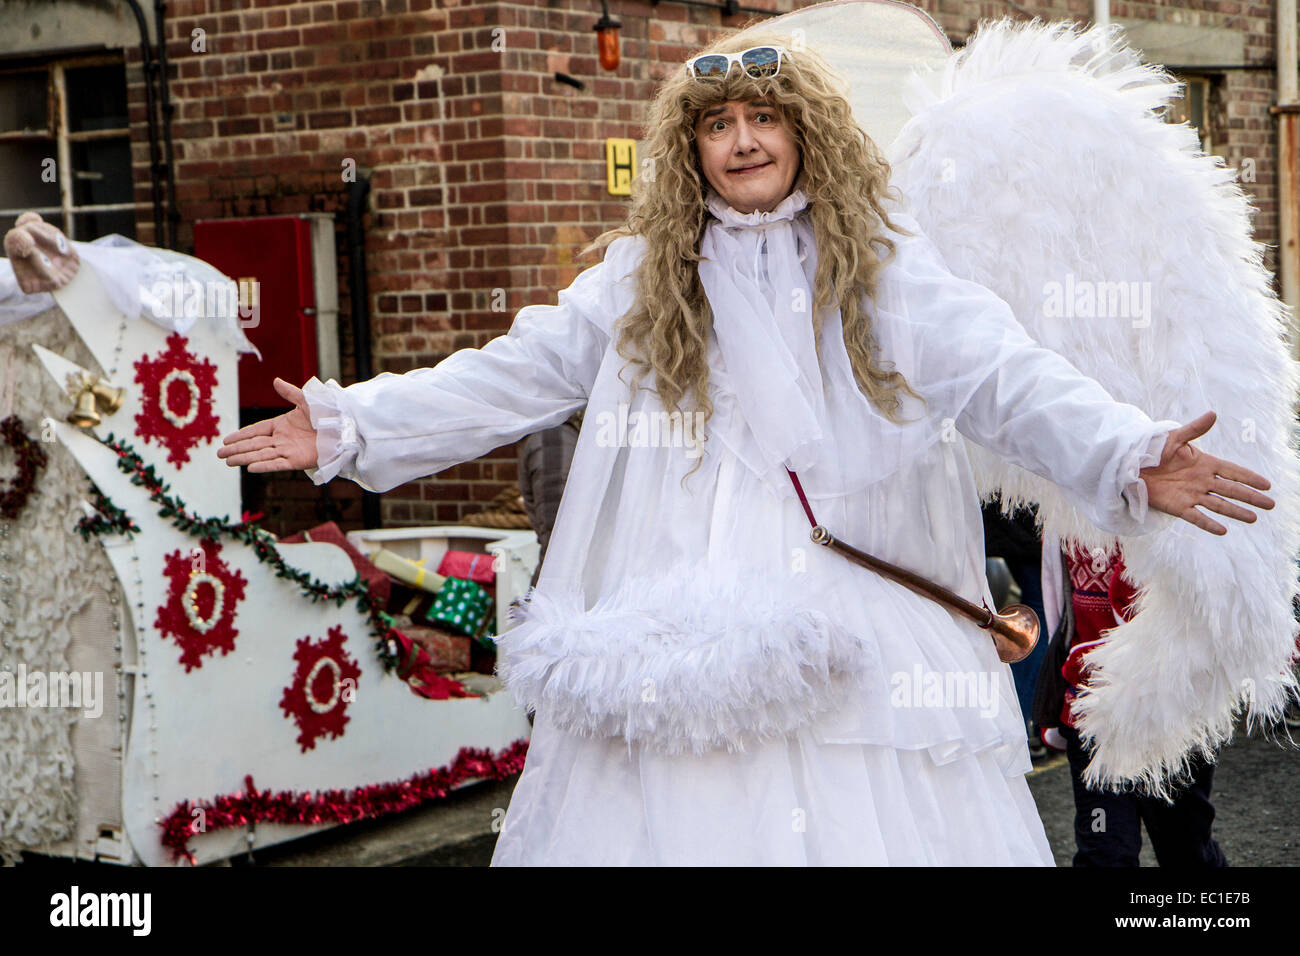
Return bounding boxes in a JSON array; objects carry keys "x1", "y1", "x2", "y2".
[{"x1": 1061, "y1": 544, "x2": 1139, "y2": 729}]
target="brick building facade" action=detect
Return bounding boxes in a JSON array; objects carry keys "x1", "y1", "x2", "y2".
[{"x1": 0, "y1": 0, "x2": 1290, "y2": 536}]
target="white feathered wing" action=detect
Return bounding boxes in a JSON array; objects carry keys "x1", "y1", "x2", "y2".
[{"x1": 888, "y1": 18, "x2": 1300, "y2": 796}]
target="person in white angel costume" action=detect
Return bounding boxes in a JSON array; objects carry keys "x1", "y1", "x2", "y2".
[{"x1": 220, "y1": 19, "x2": 1293, "y2": 866}]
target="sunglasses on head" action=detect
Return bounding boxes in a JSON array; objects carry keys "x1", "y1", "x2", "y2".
[{"x1": 685, "y1": 45, "x2": 789, "y2": 80}]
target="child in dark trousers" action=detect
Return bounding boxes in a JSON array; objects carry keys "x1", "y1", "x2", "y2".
[
  {"x1": 1061, "y1": 725, "x2": 1225, "y2": 866},
  {"x1": 1038, "y1": 543, "x2": 1227, "y2": 867}
]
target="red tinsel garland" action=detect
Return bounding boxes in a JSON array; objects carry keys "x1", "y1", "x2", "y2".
[
  {"x1": 0, "y1": 414, "x2": 48, "y2": 520},
  {"x1": 159, "y1": 737, "x2": 530, "y2": 864}
]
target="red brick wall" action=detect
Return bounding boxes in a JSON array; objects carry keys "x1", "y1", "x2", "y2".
[
  {"x1": 124, "y1": 0, "x2": 798, "y2": 535},
  {"x1": 119, "y1": 0, "x2": 1290, "y2": 536}
]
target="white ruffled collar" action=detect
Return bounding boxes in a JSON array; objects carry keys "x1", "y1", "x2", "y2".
[
  {"x1": 697, "y1": 183, "x2": 825, "y2": 486},
  {"x1": 704, "y1": 186, "x2": 810, "y2": 228}
]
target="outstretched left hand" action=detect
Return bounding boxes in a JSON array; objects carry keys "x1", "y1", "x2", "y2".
[{"x1": 1141, "y1": 410, "x2": 1275, "y2": 535}]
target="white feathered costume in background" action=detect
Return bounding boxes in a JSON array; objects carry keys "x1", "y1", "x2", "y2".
[{"x1": 890, "y1": 19, "x2": 1300, "y2": 796}]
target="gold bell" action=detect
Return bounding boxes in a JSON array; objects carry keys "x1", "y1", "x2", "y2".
[
  {"x1": 90, "y1": 381, "x2": 126, "y2": 415},
  {"x1": 68, "y1": 387, "x2": 101, "y2": 427}
]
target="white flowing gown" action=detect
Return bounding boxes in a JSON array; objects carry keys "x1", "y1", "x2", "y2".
[{"x1": 301, "y1": 190, "x2": 1176, "y2": 866}]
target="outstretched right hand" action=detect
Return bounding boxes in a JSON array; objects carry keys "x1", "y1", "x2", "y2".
[{"x1": 217, "y1": 377, "x2": 319, "y2": 473}]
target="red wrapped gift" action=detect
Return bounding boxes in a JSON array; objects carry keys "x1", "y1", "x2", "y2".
[
  {"x1": 403, "y1": 624, "x2": 472, "y2": 673},
  {"x1": 435, "y1": 549, "x2": 497, "y2": 585},
  {"x1": 390, "y1": 629, "x2": 472, "y2": 700},
  {"x1": 282, "y1": 522, "x2": 390, "y2": 605}
]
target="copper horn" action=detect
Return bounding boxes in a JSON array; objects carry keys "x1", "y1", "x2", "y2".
[{"x1": 809, "y1": 525, "x2": 1040, "y2": 664}]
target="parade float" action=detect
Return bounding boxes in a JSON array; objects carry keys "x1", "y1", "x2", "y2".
[{"x1": 0, "y1": 226, "x2": 533, "y2": 866}]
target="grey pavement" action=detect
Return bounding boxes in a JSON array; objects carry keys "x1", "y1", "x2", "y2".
[
  {"x1": 19, "y1": 719, "x2": 1295, "y2": 867},
  {"x1": 240, "y1": 777, "x2": 517, "y2": 867},
  {"x1": 1027, "y1": 719, "x2": 1299, "y2": 866}
]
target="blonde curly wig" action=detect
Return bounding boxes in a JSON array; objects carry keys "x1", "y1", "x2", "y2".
[{"x1": 589, "y1": 30, "x2": 925, "y2": 484}]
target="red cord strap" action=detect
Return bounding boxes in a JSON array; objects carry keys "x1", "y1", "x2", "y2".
[{"x1": 786, "y1": 468, "x2": 817, "y2": 527}]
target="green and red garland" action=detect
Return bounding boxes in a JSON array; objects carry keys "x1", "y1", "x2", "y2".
[
  {"x1": 0, "y1": 414, "x2": 48, "y2": 521},
  {"x1": 76, "y1": 482, "x2": 139, "y2": 538},
  {"x1": 79, "y1": 431, "x2": 474, "y2": 693}
]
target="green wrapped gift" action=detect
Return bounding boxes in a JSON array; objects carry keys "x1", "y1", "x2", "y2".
[{"x1": 422, "y1": 576, "x2": 493, "y2": 638}]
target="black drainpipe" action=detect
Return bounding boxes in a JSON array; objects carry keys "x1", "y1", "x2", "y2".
[
  {"x1": 121, "y1": 0, "x2": 165, "y2": 246},
  {"x1": 346, "y1": 177, "x2": 381, "y2": 530},
  {"x1": 154, "y1": 0, "x2": 179, "y2": 249}
]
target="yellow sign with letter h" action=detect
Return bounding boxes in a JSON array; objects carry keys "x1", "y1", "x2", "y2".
[{"x1": 605, "y1": 138, "x2": 637, "y2": 195}]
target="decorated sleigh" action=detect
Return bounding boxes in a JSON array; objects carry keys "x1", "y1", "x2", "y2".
[{"x1": 0, "y1": 235, "x2": 532, "y2": 866}]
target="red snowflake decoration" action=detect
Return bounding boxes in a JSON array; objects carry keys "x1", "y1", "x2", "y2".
[
  {"x1": 133, "y1": 332, "x2": 220, "y2": 467},
  {"x1": 280, "y1": 626, "x2": 362, "y2": 753},
  {"x1": 154, "y1": 539, "x2": 248, "y2": 672}
]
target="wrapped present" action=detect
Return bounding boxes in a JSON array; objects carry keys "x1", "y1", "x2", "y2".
[
  {"x1": 402, "y1": 624, "x2": 472, "y2": 673},
  {"x1": 385, "y1": 585, "x2": 437, "y2": 621},
  {"x1": 371, "y1": 548, "x2": 446, "y2": 594},
  {"x1": 389, "y1": 628, "x2": 475, "y2": 700},
  {"x1": 422, "y1": 576, "x2": 492, "y2": 638},
  {"x1": 282, "y1": 521, "x2": 390, "y2": 604},
  {"x1": 435, "y1": 549, "x2": 497, "y2": 585}
]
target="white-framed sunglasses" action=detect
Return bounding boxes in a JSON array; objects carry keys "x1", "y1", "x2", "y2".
[{"x1": 685, "y1": 45, "x2": 789, "y2": 80}]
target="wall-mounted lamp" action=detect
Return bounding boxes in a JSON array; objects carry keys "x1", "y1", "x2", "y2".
[{"x1": 594, "y1": 1, "x2": 622, "y2": 72}]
